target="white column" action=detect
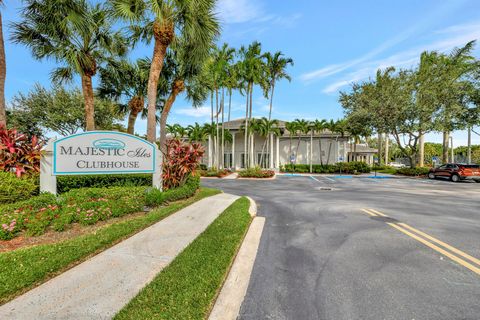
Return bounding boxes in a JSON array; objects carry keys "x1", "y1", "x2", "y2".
[
  {"x1": 276, "y1": 136, "x2": 280, "y2": 169},
  {"x1": 152, "y1": 144, "x2": 163, "y2": 190},
  {"x1": 208, "y1": 135, "x2": 213, "y2": 168},
  {"x1": 250, "y1": 134, "x2": 254, "y2": 166},
  {"x1": 269, "y1": 134, "x2": 274, "y2": 168},
  {"x1": 40, "y1": 138, "x2": 57, "y2": 195},
  {"x1": 232, "y1": 132, "x2": 236, "y2": 170},
  {"x1": 309, "y1": 132, "x2": 313, "y2": 173}
]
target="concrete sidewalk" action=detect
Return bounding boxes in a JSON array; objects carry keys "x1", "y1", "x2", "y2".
[{"x1": 0, "y1": 193, "x2": 239, "y2": 320}]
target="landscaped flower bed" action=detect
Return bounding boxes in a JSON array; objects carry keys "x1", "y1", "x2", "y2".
[
  {"x1": 0, "y1": 175, "x2": 200, "y2": 240},
  {"x1": 238, "y1": 167, "x2": 275, "y2": 178},
  {"x1": 281, "y1": 161, "x2": 371, "y2": 174},
  {"x1": 199, "y1": 169, "x2": 231, "y2": 178}
]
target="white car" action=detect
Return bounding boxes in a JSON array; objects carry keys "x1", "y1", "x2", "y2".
[{"x1": 389, "y1": 162, "x2": 406, "y2": 168}]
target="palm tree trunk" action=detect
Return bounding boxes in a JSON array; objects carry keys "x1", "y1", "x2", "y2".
[
  {"x1": 326, "y1": 141, "x2": 332, "y2": 165},
  {"x1": 289, "y1": 136, "x2": 293, "y2": 164},
  {"x1": 384, "y1": 133, "x2": 390, "y2": 165},
  {"x1": 221, "y1": 88, "x2": 225, "y2": 169},
  {"x1": 81, "y1": 74, "x2": 95, "y2": 131},
  {"x1": 215, "y1": 86, "x2": 219, "y2": 168},
  {"x1": 159, "y1": 79, "x2": 185, "y2": 155},
  {"x1": 268, "y1": 82, "x2": 275, "y2": 121},
  {"x1": 442, "y1": 131, "x2": 449, "y2": 163},
  {"x1": 319, "y1": 135, "x2": 323, "y2": 166},
  {"x1": 228, "y1": 88, "x2": 232, "y2": 122},
  {"x1": 127, "y1": 110, "x2": 139, "y2": 134},
  {"x1": 0, "y1": 13, "x2": 6, "y2": 128},
  {"x1": 244, "y1": 87, "x2": 249, "y2": 168},
  {"x1": 147, "y1": 21, "x2": 174, "y2": 143}
]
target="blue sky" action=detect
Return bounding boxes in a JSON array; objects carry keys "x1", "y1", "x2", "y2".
[{"x1": 3, "y1": 0, "x2": 480, "y2": 145}]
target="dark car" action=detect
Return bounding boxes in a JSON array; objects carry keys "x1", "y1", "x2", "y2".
[{"x1": 428, "y1": 163, "x2": 480, "y2": 182}]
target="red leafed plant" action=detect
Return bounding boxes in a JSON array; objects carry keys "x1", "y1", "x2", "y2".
[
  {"x1": 0, "y1": 126, "x2": 43, "y2": 177},
  {"x1": 162, "y1": 139, "x2": 204, "y2": 190}
]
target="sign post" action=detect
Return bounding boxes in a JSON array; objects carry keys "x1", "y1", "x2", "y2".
[{"x1": 40, "y1": 131, "x2": 161, "y2": 195}]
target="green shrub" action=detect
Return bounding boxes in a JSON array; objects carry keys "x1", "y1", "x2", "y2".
[
  {"x1": 57, "y1": 174, "x2": 152, "y2": 193},
  {"x1": 199, "y1": 169, "x2": 230, "y2": 177},
  {"x1": 0, "y1": 175, "x2": 200, "y2": 240},
  {"x1": 238, "y1": 167, "x2": 275, "y2": 178},
  {"x1": 0, "y1": 172, "x2": 38, "y2": 204},
  {"x1": 281, "y1": 162, "x2": 370, "y2": 174},
  {"x1": 145, "y1": 188, "x2": 164, "y2": 207},
  {"x1": 396, "y1": 167, "x2": 430, "y2": 176},
  {"x1": 163, "y1": 175, "x2": 200, "y2": 202}
]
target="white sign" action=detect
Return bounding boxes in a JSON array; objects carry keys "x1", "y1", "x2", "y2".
[{"x1": 53, "y1": 131, "x2": 157, "y2": 175}]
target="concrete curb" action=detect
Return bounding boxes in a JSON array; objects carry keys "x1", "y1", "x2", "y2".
[
  {"x1": 246, "y1": 196, "x2": 257, "y2": 217},
  {"x1": 208, "y1": 199, "x2": 265, "y2": 320}
]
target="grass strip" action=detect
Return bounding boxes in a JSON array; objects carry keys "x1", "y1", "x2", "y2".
[
  {"x1": 115, "y1": 197, "x2": 252, "y2": 320},
  {"x1": 0, "y1": 188, "x2": 221, "y2": 305}
]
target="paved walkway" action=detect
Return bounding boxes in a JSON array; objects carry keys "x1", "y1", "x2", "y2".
[{"x1": 0, "y1": 193, "x2": 239, "y2": 320}]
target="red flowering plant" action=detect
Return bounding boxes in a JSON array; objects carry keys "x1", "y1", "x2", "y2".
[
  {"x1": 162, "y1": 139, "x2": 204, "y2": 190},
  {"x1": 0, "y1": 126, "x2": 43, "y2": 177}
]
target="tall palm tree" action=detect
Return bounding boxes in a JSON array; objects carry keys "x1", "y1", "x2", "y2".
[
  {"x1": 285, "y1": 121, "x2": 298, "y2": 164},
  {"x1": 258, "y1": 118, "x2": 279, "y2": 168},
  {"x1": 264, "y1": 51, "x2": 293, "y2": 121},
  {"x1": 111, "y1": 0, "x2": 219, "y2": 142},
  {"x1": 0, "y1": 0, "x2": 6, "y2": 127},
  {"x1": 328, "y1": 119, "x2": 346, "y2": 165},
  {"x1": 238, "y1": 42, "x2": 266, "y2": 168},
  {"x1": 157, "y1": 39, "x2": 214, "y2": 155},
  {"x1": 12, "y1": 0, "x2": 127, "y2": 131},
  {"x1": 311, "y1": 119, "x2": 328, "y2": 165},
  {"x1": 98, "y1": 58, "x2": 153, "y2": 134}
]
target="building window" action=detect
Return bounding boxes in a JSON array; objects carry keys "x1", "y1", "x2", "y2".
[{"x1": 224, "y1": 153, "x2": 233, "y2": 168}]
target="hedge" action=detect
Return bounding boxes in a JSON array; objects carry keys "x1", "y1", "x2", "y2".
[
  {"x1": 0, "y1": 172, "x2": 38, "y2": 205},
  {"x1": 57, "y1": 174, "x2": 152, "y2": 193},
  {"x1": 0, "y1": 175, "x2": 200, "y2": 240},
  {"x1": 396, "y1": 167, "x2": 430, "y2": 176},
  {"x1": 238, "y1": 167, "x2": 275, "y2": 178},
  {"x1": 281, "y1": 161, "x2": 371, "y2": 174}
]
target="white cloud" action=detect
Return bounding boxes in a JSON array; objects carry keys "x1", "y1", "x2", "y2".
[
  {"x1": 300, "y1": 0, "x2": 473, "y2": 84},
  {"x1": 174, "y1": 106, "x2": 211, "y2": 118},
  {"x1": 320, "y1": 20, "x2": 480, "y2": 94},
  {"x1": 216, "y1": 0, "x2": 263, "y2": 24}
]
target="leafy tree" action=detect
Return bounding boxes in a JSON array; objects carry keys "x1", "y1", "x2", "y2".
[
  {"x1": 9, "y1": 85, "x2": 124, "y2": 137},
  {"x1": 110, "y1": 0, "x2": 219, "y2": 142},
  {"x1": 264, "y1": 51, "x2": 293, "y2": 121},
  {"x1": 12, "y1": 0, "x2": 127, "y2": 131}
]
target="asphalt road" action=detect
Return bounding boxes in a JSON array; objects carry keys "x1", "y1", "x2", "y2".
[{"x1": 202, "y1": 175, "x2": 480, "y2": 320}]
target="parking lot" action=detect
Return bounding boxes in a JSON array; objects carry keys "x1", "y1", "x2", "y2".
[{"x1": 202, "y1": 175, "x2": 480, "y2": 320}]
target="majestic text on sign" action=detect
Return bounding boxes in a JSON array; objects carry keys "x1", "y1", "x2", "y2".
[{"x1": 53, "y1": 132, "x2": 156, "y2": 175}]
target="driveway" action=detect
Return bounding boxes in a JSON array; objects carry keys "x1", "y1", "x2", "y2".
[{"x1": 202, "y1": 175, "x2": 480, "y2": 320}]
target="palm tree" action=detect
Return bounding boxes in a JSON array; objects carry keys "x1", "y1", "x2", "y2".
[
  {"x1": 258, "y1": 118, "x2": 280, "y2": 168},
  {"x1": 285, "y1": 121, "x2": 298, "y2": 164},
  {"x1": 111, "y1": 0, "x2": 219, "y2": 142},
  {"x1": 12, "y1": 1, "x2": 127, "y2": 131},
  {"x1": 187, "y1": 123, "x2": 208, "y2": 143},
  {"x1": 264, "y1": 51, "x2": 293, "y2": 121},
  {"x1": 311, "y1": 119, "x2": 328, "y2": 165},
  {"x1": 238, "y1": 42, "x2": 266, "y2": 168},
  {"x1": 0, "y1": 1, "x2": 6, "y2": 127},
  {"x1": 293, "y1": 119, "x2": 310, "y2": 161},
  {"x1": 157, "y1": 40, "x2": 213, "y2": 155},
  {"x1": 98, "y1": 58, "x2": 153, "y2": 134},
  {"x1": 328, "y1": 119, "x2": 346, "y2": 165}
]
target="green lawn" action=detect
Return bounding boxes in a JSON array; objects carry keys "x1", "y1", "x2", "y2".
[
  {"x1": 0, "y1": 188, "x2": 221, "y2": 305},
  {"x1": 115, "y1": 197, "x2": 252, "y2": 320}
]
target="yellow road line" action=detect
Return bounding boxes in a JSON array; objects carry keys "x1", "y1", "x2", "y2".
[
  {"x1": 397, "y1": 222, "x2": 480, "y2": 267},
  {"x1": 361, "y1": 208, "x2": 480, "y2": 275},
  {"x1": 361, "y1": 209, "x2": 378, "y2": 217},
  {"x1": 387, "y1": 222, "x2": 480, "y2": 275}
]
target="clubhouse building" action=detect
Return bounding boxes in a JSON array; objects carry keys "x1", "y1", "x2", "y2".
[{"x1": 201, "y1": 119, "x2": 377, "y2": 170}]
